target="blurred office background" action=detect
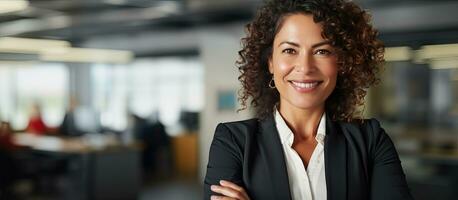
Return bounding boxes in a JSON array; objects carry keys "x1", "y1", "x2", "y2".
[{"x1": 0, "y1": 0, "x2": 457, "y2": 200}]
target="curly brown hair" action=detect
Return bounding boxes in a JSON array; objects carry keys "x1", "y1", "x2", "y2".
[{"x1": 237, "y1": 0, "x2": 384, "y2": 122}]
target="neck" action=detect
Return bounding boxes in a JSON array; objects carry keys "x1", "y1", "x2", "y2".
[{"x1": 277, "y1": 102, "x2": 324, "y2": 140}]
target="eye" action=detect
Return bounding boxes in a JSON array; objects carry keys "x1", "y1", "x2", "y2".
[
  {"x1": 314, "y1": 49, "x2": 333, "y2": 55},
  {"x1": 282, "y1": 48, "x2": 296, "y2": 54}
]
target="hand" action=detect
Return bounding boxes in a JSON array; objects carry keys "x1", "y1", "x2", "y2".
[{"x1": 210, "y1": 180, "x2": 250, "y2": 200}]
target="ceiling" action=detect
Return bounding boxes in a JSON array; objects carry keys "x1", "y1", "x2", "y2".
[
  {"x1": 0, "y1": 0, "x2": 258, "y2": 43},
  {"x1": 0, "y1": 0, "x2": 458, "y2": 46}
]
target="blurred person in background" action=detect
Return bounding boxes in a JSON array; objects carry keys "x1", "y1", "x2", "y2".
[
  {"x1": 139, "y1": 112, "x2": 172, "y2": 181},
  {"x1": 59, "y1": 97, "x2": 85, "y2": 136},
  {"x1": 26, "y1": 103, "x2": 49, "y2": 135},
  {"x1": 204, "y1": 0, "x2": 413, "y2": 200},
  {"x1": 0, "y1": 121, "x2": 15, "y2": 150}
]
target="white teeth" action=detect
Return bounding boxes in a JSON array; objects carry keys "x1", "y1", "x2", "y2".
[{"x1": 291, "y1": 81, "x2": 319, "y2": 89}]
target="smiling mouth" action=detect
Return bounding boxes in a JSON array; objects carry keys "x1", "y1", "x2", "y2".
[{"x1": 289, "y1": 81, "x2": 323, "y2": 90}]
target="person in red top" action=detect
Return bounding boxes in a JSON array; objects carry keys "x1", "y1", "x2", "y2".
[{"x1": 26, "y1": 103, "x2": 49, "y2": 135}]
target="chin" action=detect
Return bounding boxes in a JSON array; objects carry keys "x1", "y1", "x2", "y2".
[{"x1": 286, "y1": 97, "x2": 325, "y2": 111}]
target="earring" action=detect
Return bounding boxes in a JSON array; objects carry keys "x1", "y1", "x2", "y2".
[{"x1": 268, "y1": 76, "x2": 276, "y2": 88}]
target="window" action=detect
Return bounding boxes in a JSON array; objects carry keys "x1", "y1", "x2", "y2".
[
  {"x1": 92, "y1": 57, "x2": 204, "y2": 134},
  {"x1": 0, "y1": 62, "x2": 68, "y2": 130}
]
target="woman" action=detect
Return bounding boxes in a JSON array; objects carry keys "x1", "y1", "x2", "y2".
[
  {"x1": 204, "y1": 0, "x2": 413, "y2": 199},
  {"x1": 26, "y1": 103, "x2": 49, "y2": 135}
]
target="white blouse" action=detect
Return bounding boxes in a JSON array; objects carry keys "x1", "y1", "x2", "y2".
[{"x1": 274, "y1": 109, "x2": 327, "y2": 200}]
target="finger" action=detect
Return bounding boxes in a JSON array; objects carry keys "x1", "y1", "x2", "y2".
[
  {"x1": 220, "y1": 180, "x2": 244, "y2": 192},
  {"x1": 211, "y1": 185, "x2": 245, "y2": 199},
  {"x1": 211, "y1": 195, "x2": 236, "y2": 200},
  {"x1": 220, "y1": 180, "x2": 249, "y2": 199}
]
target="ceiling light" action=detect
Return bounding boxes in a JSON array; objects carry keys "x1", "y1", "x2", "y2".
[
  {"x1": 0, "y1": 0, "x2": 29, "y2": 14},
  {"x1": 429, "y1": 57, "x2": 458, "y2": 70},
  {"x1": 385, "y1": 46, "x2": 412, "y2": 62},
  {"x1": 0, "y1": 37, "x2": 70, "y2": 54},
  {"x1": 416, "y1": 43, "x2": 458, "y2": 60},
  {"x1": 0, "y1": 37, "x2": 133, "y2": 64},
  {"x1": 40, "y1": 48, "x2": 134, "y2": 64},
  {"x1": 414, "y1": 43, "x2": 458, "y2": 68}
]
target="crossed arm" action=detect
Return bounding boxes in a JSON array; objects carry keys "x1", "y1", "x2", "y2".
[{"x1": 204, "y1": 124, "x2": 250, "y2": 200}]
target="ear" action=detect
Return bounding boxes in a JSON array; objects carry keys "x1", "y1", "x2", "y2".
[{"x1": 268, "y1": 57, "x2": 274, "y2": 74}]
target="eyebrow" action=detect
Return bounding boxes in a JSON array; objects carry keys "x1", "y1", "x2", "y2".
[{"x1": 278, "y1": 40, "x2": 332, "y2": 48}]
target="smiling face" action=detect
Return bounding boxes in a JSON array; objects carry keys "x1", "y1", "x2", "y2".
[{"x1": 269, "y1": 13, "x2": 338, "y2": 112}]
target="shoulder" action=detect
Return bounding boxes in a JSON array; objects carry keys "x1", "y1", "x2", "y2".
[
  {"x1": 218, "y1": 118, "x2": 259, "y2": 133},
  {"x1": 215, "y1": 118, "x2": 260, "y2": 140},
  {"x1": 336, "y1": 118, "x2": 397, "y2": 161},
  {"x1": 336, "y1": 118, "x2": 389, "y2": 148},
  {"x1": 210, "y1": 118, "x2": 260, "y2": 157},
  {"x1": 338, "y1": 118, "x2": 383, "y2": 135}
]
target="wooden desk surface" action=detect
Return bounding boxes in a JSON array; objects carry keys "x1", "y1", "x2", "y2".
[{"x1": 12, "y1": 132, "x2": 141, "y2": 154}]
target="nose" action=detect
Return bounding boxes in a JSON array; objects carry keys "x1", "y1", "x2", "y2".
[{"x1": 294, "y1": 52, "x2": 316, "y2": 74}]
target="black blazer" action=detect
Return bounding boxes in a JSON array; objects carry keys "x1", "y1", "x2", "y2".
[{"x1": 204, "y1": 114, "x2": 414, "y2": 200}]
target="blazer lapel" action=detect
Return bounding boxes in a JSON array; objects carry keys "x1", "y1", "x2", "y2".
[
  {"x1": 324, "y1": 115, "x2": 347, "y2": 200},
  {"x1": 258, "y1": 115, "x2": 292, "y2": 200}
]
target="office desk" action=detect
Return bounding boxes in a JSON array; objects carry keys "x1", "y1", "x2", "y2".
[{"x1": 11, "y1": 133, "x2": 141, "y2": 200}]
